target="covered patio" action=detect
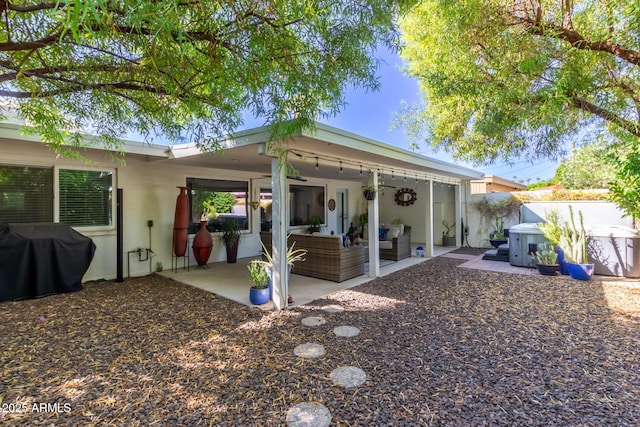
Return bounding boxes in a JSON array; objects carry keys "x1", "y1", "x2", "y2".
[{"x1": 160, "y1": 245, "x2": 455, "y2": 308}]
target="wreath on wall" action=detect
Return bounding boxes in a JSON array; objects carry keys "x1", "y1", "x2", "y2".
[{"x1": 394, "y1": 188, "x2": 417, "y2": 206}]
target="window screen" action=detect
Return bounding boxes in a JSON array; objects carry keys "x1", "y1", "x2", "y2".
[
  {"x1": 0, "y1": 165, "x2": 54, "y2": 223},
  {"x1": 59, "y1": 169, "x2": 113, "y2": 226}
]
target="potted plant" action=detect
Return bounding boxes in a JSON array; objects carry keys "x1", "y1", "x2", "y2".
[
  {"x1": 538, "y1": 209, "x2": 569, "y2": 274},
  {"x1": 362, "y1": 184, "x2": 377, "y2": 201},
  {"x1": 531, "y1": 243, "x2": 559, "y2": 276},
  {"x1": 222, "y1": 219, "x2": 241, "y2": 263},
  {"x1": 559, "y1": 206, "x2": 594, "y2": 281},
  {"x1": 489, "y1": 217, "x2": 507, "y2": 248},
  {"x1": 358, "y1": 211, "x2": 368, "y2": 237},
  {"x1": 247, "y1": 260, "x2": 270, "y2": 305},
  {"x1": 307, "y1": 216, "x2": 322, "y2": 234},
  {"x1": 442, "y1": 220, "x2": 456, "y2": 246}
]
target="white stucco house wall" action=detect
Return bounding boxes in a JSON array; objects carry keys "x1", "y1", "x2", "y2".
[{"x1": 0, "y1": 121, "x2": 484, "y2": 307}]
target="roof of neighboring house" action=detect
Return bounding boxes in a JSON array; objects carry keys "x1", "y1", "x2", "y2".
[{"x1": 471, "y1": 174, "x2": 528, "y2": 191}]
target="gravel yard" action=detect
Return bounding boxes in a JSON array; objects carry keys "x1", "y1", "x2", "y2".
[{"x1": 1, "y1": 253, "x2": 639, "y2": 426}]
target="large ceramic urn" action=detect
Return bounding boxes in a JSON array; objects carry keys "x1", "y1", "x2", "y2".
[
  {"x1": 192, "y1": 220, "x2": 213, "y2": 266},
  {"x1": 172, "y1": 186, "x2": 189, "y2": 257}
]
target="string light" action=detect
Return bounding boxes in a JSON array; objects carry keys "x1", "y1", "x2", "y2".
[
  {"x1": 315, "y1": 157, "x2": 319, "y2": 171},
  {"x1": 339, "y1": 161, "x2": 343, "y2": 174},
  {"x1": 359, "y1": 165, "x2": 363, "y2": 176},
  {"x1": 391, "y1": 170, "x2": 395, "y2": 180}
]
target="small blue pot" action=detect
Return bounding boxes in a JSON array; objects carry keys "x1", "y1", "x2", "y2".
[
  {"x1": 249, "y1": 286, "x2": 270, "y2": 305},
  {"x1": 567, "y1": 263, "x2": 595, "y2": 281}
]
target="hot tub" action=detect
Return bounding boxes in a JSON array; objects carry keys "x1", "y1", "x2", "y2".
[
  {"x1": 508, "y1": 222, "x2": 640, "y2": 277},
  {"x1": 588, "y1": 225, "x2": 640, "y2": 278},
  {"x1": 508, "y1": 223, "x2": 548, "y2": 267}
]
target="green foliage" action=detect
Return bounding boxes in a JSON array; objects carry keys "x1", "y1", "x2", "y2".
[
  {"x1": 471, "y1": 195, "x2": 521, "y2": 238},
  {"x1": 531, "y1": 243, "x2": 558, "y2": 266},
  {"x1": 554, "y1": 141, "x2": 616, "y2": 189},
  {"x1": 222, "y1": 219, "x2": 241, "y2": 245},
  {"x1": 489, "y1": 218, "x2": 505, "y2": 240},
  {"x1": 538, "y1": 209, "x2": 563, "y2": 247},
  {"x1": 207, "y1": 193, "x2": 236, "y2": 215},
  {"x1": 247, "y1": 260, "x2": 268, "y2": 289},
  {"x1": 0, "y1": 0, "x2": 415, "y2": 153},
  {"x1": 397, "y1": 0, "x2": 640, "y2": 165},
  {"x1": 607, "y1": 133, "x2": 640, "y2": 218},
  {"x1": 307, "y1": 216, "x2": 322, "y2": 234},
  {"x1": 527, "y1": 179, "x2": 557, "y2": 190},
  {"x1": 558, "y1": 206, "x2": 589, "y2": 264}
]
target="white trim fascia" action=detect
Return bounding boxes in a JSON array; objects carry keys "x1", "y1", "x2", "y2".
[
  {"x1": 0, "y1": 122, "x2": 170, "y2": 158},
  {"x1": 302, "y1": 123, "x2": 484, "y2": 180}
]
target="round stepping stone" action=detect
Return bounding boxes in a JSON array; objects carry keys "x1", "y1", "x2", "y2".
[
  {"x1": 321, "y1": 304, "x2": 344, "y2": 313},
  {"x1": 301, "y1": 316, "x2": 326, "y2": 327},
  {"x1": 293, "y1": 343, "x2": 325, "y2": 359},
  {"x1": 333, "y1": 325, "x2": 360, "y2": 337},
  {"x1": 330, "y1": 366, "x2": 367, "y2": 388},
  {"x1": 286, "y1": 402, "x2": 331, "y2": 427}
]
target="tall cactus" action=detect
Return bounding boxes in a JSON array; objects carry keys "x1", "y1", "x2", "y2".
[{"x1": 558, "y1": 206, "x2": 588, "y2": 264}]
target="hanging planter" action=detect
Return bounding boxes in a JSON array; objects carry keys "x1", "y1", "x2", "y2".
[{"x1": 362, "y1": 185, "x2": 377, "y2": 201}]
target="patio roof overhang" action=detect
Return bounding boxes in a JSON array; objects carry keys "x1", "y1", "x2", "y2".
[{"x1": 166, "y1": 122, "x2": 484, "y2": 183}]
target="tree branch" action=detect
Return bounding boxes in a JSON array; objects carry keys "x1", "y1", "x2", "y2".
[
  {"x1": 570, "y1": 96, "x2": 640, "y2": 137},
  {"x1": 516, "y1": 17, "x2": 640, "y2": 66},
  {"x1": 0, "y1": 81, "x2": 171, "y2": 98}
]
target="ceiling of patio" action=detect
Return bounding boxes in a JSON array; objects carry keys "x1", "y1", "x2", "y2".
[{"x1": 161, "y1": 127, "x2": 484, "y2": 184}]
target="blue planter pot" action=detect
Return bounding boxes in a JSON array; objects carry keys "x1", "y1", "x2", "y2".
[
  {"x1": 266, "y1": 264, "x2": 292, "y2": 299},
  {"x1": 249, "y1": 286, "x2": 270, "y2": 305},
  {"x1": 567, "y1": 262, "x2": 595, "y2": 281},
  {"x1": 555, "y1": 248, "x2": 569, "y2": 275}
]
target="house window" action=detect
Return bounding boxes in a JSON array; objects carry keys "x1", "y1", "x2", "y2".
[
  {"x1": 0, "y1": 165, "x2": 54, "y2": 223},
  {"x1": 0, "y1": 164, "x2": 114, "y2": 227},
  {"x1": 186, "y1": 178, "x2": 249, "y2": 233},
  {"x1": 59, "y1": 170, "x2": 113, "y2": 226},
  {"x1": 289, "y1": 184, "x2": 325, "y2": 226}
]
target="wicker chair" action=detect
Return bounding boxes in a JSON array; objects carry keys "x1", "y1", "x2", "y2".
[
  {"x1": 260, "y1": 232, "x2": 366, "y2": 282},
  {"x1": 360, "y1": 225, "x2": 412, "y2": 261}
]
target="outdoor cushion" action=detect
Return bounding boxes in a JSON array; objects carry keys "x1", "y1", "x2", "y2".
[
  {"x1": 379, "y1": 241, "x2": 393, "y2": 250},
  {"x1": 386, "y1": 226, "x2": 401, "y2": 241},
  {"x1": 379, "y1": 228, "x2": 389, "y2": 241}
]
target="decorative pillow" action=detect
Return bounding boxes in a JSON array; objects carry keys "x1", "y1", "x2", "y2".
[
  {"x1": 386, "y1": 227, "x2": 401, "y2": 241},
  {"x1": 379, "y1": 227, "x2": 389, "y2": 241},
  {"x1": 386, "y1": 224, "x2": 403, "y2": 240}
]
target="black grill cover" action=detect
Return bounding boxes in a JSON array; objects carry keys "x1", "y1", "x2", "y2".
[{"x1": 0, "y1": 223, "x2": 96, "y2": 302}]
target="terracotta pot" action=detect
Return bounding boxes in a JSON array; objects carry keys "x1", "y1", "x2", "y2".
[
  {"x1": 192, "y1": 220, "x2": 213, "y2": 266},
  {"x1": 172, "y1": 186, "x2": 189, "y2": 257}
]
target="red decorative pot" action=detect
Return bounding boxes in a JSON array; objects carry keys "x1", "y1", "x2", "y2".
[
  {"x1": 172, "y1": 186, "x2": 189, "y2": 257},
  {"x1": 192, "y1": 220, "x2": 213, "y2": 266}
]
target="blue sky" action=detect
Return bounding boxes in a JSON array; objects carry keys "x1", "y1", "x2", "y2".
[{"x1": 312, "y1": 49, "x2": 563, "y2": 183}]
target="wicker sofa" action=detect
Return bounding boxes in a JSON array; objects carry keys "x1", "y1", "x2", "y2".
[
  {"x1": 361, "y1": 225, "x2": 412, "y2": 261},
  {"x1": 260, "y1": 232, "x2": 366, "y2": 282}
]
